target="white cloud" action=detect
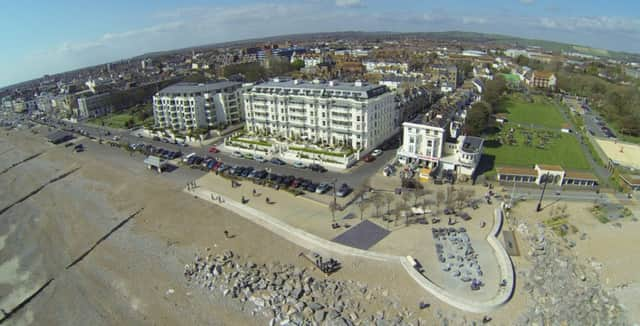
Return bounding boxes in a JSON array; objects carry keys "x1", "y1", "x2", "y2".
[
  {"x1": 335, "y1": 0, "x2": 362, "y2": 8},
  {"x1": 537, "y1": 16, "x2": 640, "y2": 33}
]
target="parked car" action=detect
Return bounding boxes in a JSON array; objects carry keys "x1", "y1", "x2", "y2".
[
  {"x1": 305, "y1": 183, "x2": 318, "y2": 192},
  {"x1": 243, "y1": 153, "x2": 254, "y2": 160},
  {"x1": 293, "y1": 161, "x2": 306, "y2": 169},
  {"x1": 208, "y1": 146, "x2": 219, "y2": 153},
  {"x1": 316, "y1": 183, "x2": 331, "y2": 194},
  {"x1": 232, "y1": 151, "x2": 243, "y2": 158},
  {"x1": 309, "y1": 163, "x2": 327, "y2": 172},
  {"x1": 336, "y1": 183, "x2": 352, "y2": 197},
  {"x1": 183, "y1": 152, "x2": 196, "y2": 162},
  {"x1": 371, "y1": 149, "x2": 383, "y2": 157},
  {"x1": 270, "y1": 158, "x2": 286, "y2": 165},
  {"x1": 254, "y1": 155, "x2": 267, "y2": 163},
  {"x1": 217, "y1": 164, "x2": 230, "y2": 173},
  {"x1": 363, "y1": 154, "x2": 375, "y2": 162}
]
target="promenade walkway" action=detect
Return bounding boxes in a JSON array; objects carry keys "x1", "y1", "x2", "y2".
[{"x1": 186, "y1": 186, "x2": 515, "y2": 313}]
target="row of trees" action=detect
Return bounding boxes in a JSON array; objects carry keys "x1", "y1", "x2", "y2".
[
  {"x1": 337, "y1": 186, "x2": 474, "y2": 227},
  {"x1": 558, "y1": 73, "x2": 640, "y2": 136}
]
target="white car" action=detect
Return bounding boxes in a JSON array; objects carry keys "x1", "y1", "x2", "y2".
[
  {"x1": 293, "y1": 161, "x2": 306, "y2": 169},
  {"x1": 254, "y1": 155, "x2": 267, "y2": 163},
  {"x1": 232, "y1": 151, "x2": 243, "y2": 158},
  {"x1": 372, "y1": 149, "x2": 383, "y2": 157}
]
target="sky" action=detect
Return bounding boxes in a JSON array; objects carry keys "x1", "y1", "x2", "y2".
[{"x1": 1, "y1": 0, "x2": 639, "y2": 87}]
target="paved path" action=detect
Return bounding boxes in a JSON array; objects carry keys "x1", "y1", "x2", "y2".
[{"x1": 186, "y1": 186, "x2": 515, "y2": 313}]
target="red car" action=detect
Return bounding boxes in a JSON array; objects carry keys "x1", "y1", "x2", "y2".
[
  {"x1": 363, "y1": 154, "x2": 375, "y2": 162},
  {"x1": 208, "y1": 146, "x2": 220, "y2": 153}
]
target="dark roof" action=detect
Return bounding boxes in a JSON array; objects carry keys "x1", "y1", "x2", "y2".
[
  {"x1": 46, "y1": 131, "x2": 73, "y2": 144},
  {"x1": 461, "y1": 136, "x2": 483, "y2": 154},
  {"x1": 157, "y1": 81, "x2": 241, "y2": 95}
]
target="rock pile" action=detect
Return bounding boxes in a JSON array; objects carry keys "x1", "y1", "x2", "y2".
[
  {"x1": 183, "y1": 249, "x2": 428, "y2": 325},
  {"x1": 517, "y1": 224, "x2": 627, "y2": 325}
]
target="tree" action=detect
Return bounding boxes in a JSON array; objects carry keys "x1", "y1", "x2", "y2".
[
  {"x1": 382, "y1": 193, "x2": 394, "y2": 216},
  {"x1": 357, "y1": 197, "x2": 371, "y2": 220},
  {"x1": 329, "y1": 201, "x2": 339, "y2": 222},
  {"x1": 291, "y1": 59, "x2": 305, "y2": 70},
  {"x1": 483, "y1": 75, "x2": 507, "y2": 108},
  {"x1": 395, "y1": 201, "x2": 410, "y2": 226},
  {"x1": 372, "y1": 193, "x2": 384, "y2": 218},
  {"x1": 464, "y1": 101, "x2": 492, "y2": 136},
  {"x1": 436, "y1": 190, "x2": 445, "y2": 211}
]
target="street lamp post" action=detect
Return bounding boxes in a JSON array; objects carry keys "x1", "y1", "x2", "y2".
[{"x1": 536, "y1": 173, "x2": 551, "y2": 212}]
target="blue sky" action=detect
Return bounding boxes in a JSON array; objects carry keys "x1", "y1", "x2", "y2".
[{"x1": 1, "y1": 0, "x2": 639, "y2": 87}]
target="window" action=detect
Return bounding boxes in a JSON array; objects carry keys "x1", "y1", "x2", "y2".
[{"x1": 356, "y1": 116, "x2": 361, "y2": 122}]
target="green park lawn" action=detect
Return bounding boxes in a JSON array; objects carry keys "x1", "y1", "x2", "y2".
[
  {"x1": 482, "y1": 124, "x2": 591, "y2": 173},
  {"x1": 499, "y1": 95, "x2": 566, "y2": 129},
  {"x1": 88, "y1": 106, "x2": 153, "y2": 129}
]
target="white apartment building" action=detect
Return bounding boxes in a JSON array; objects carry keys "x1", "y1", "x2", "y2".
[
  {"x1": 153, "y1": 81, "x2": 243, "y2": 131},
  {"x1": 363, "y1": 61, "x2": 409, "y2": 75},
  {"x1": 397, "y1": 89, "x2": 483, "y2": 177},
  {"x1": 243, "y1": 79, "x2": 397, "y2": 151}
]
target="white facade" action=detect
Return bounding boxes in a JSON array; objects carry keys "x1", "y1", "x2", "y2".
[
  {"x1": 153, "y1": 81, "x2": 243, "y2": 131},
  {"x1": 397, "y1": 89, "x2": 483, "y2": 177},
  {"x1": 243, "y1": 79, "x2": 397, "y2": 150},
  {"x1": 363, "y1": 61, "x2": 409, "y2": 75}
]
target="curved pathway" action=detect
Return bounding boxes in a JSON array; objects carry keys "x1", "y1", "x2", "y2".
[{"x1": 188, "y1": 187, "x2": 515, "y2": 313}]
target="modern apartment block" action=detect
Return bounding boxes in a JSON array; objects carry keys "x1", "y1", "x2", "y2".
[
  {"x1": 153, "y1": 81, "x2": 243, "y2": 131},
  {"x1": 243, "y1": 78, "x2": 397, "y2": 151},
  {"x1": 77, "y1": 92, "x2": 113, "y2": 119},
  {"x1": 397, "y1": 89, "x2": 483, "y2": 178}
]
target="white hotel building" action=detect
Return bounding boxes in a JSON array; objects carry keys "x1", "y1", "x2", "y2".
[
  {"x1": 398, "y1": 89, "x2": 484, "y2": 177},
  {"x1": 153, "y1": 81, "x2": 243, "y2": 131},
  {"x1": 243, "y1": 79, "x2": 397, "y2": 151}
]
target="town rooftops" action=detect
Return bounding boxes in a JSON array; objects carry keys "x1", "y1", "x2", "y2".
[
  {"x1": 248, "y1": 79, "x2": 389, "y2": 99},
  {"x1": 564, "y1": 170, "x2": 598, "y2": 181},
  {"x1": 496, "y1": 166, "x2": 538, "y2": 176},
  {"x1": 157, "y1": 81, "x2": 241, "y2": 96}
]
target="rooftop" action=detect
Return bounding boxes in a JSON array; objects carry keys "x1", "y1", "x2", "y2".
[
  {"x1": 496, "y1": 166, "x2": 538, "y2": 176},
  {"x1": 564, "y1": 170, "x2": 598, "y2": 181},
  {"x1": 460, "y1": 136, "x2": 484, "y2": 153},
  {"x1": 248, "y1": 79, "x2": 389, "y2": 99},
  {"x1": 621, "y1": 174, "x2": 640, "y2": 186},
  {"x1": 157, "y1": 81, "x2": 241, "y2": 95},
  {"x1": 536, "y1": 164, "x2": 564, "y2": 172}
]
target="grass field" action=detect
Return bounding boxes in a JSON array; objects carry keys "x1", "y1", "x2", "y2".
[
  {"x1": 499, "y1": 95, "x2": 566, "y2": 129},
  {"x1": 88, "y1": 105, "x2": 153, "y2": 129},
  {"x1": 482, "y1": 124, "x2": 591, "y2": 175}
]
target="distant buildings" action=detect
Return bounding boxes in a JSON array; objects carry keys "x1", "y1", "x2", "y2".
[
  {"x1": 530, "y1": 71, "x2": 557, "y2": 89},
  {"x1": 428, "y1": 64, "x2": 461, "y2": 89},
  {"x1": 243, "y1": 78, "x2": 397, "y2": 150},
  {"x1": 153, "y1": 81, "x2": 243, "y2": 131}
]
